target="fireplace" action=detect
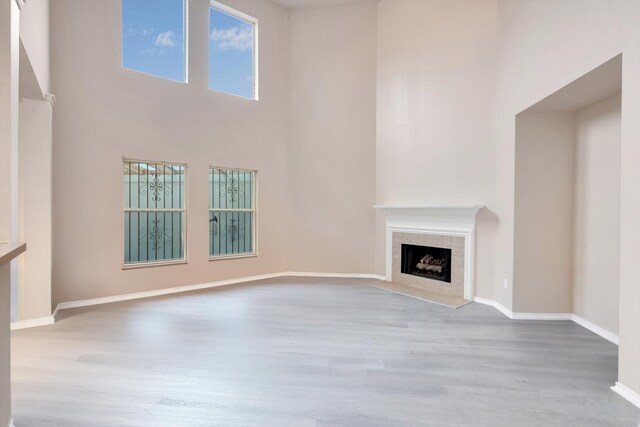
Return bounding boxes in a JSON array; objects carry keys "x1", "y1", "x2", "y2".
[
  {"x1": 376, "y1": 205, "x2": 482, "y2": 300},
  {"x1": 401, "y1": 243, "x2": 452, "y2": 283}
]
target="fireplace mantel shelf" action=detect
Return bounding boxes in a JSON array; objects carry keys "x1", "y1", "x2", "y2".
[
  {"x1": 374, "y1": 205, "x2": 483, "y2": 223},
  {"x1": 374, "y1": 204, "x2": 483, "y2": 210}
]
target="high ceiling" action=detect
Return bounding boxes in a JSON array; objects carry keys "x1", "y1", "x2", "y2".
[{"x1": 270, "y1": 0, "x2": 378, "y2": 9}]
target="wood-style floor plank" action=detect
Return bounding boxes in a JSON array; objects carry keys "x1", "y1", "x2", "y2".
[{"x1": 10, "y1": 277, "x2": 640, "y2": 426}]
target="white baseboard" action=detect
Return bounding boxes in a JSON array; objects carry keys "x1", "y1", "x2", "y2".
[
  {"x1": 571, "y1": 314, "x2": 619, "y2": 345},
  {"x1": 54, "y1": 272, "x2": 286, "y2": 313},
  {"x1": 283, "y1": 271, "x2": 387, "y2": 281},
  {"x1": 52, "y1": 271, "x2": 386, "y2": 318},
  {"x1": 473, "y1": 297, "x2": 619, "y2": 345},
  {"x1": 8, "y1": 418, "x2": 14, "y2": 427},
  {"x1": 611, "y1": 382, "x2": 640, "y2": 409},
  {"x1": 473, "y1": 296, "x2": 513, "y2": 318},
  {"x1": 512, "y1": 312, "x2": 572, "y2": 321},
  {"x1": 11, "y1": 315, "x2": 55, "y2": 331}
]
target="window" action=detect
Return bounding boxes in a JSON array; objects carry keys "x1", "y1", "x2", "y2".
[
  {"x1": 124, "y1": 160, "x2": 186, "y2": 266},
  {"x1": 122, "y1": 0, "x2": 187, "y2": 82},
  {"x1": 209, "y1": 1, "x2": 258, "y2": 99},
  {"x1": 209, "y1": 167, "x2": 256, "y2": 258}
]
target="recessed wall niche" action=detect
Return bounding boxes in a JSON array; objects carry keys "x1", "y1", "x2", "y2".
[{"x1": 513, "y1": 54, "x2": 622, "y2": 335}]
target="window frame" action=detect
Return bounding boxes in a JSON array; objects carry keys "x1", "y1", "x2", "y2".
[
  {"x1": 121, "y1": 0, "x2": 189, "y2": 84},
  {"x1": 209, "y1": 0, "x2": 259, "y2": 100},
  {"x1": 208, "y1": 166, "x2": 258, "y2": 261},
  {"x1": 122, "y1": 158, "x2": 188, "y2": 269}
]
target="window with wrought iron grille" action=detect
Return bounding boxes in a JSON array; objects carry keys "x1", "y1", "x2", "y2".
[
  {"x1": 124, "y1": 160, "x2": 186, "y2": 266},
  {"x1": 209, "y1": 167, "x2": 256, "y2": 258}
]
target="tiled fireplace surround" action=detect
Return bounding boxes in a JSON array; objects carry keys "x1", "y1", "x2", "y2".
[
  {"x1": 375, "y1": 205, "x2": 483, "y2": 301},
  {"x1": 392, "y1": 232, "x2": 465, "y2": 298}
]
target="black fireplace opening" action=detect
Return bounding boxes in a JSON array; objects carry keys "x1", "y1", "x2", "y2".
[{"x1": 401, "y1": 244, "x2": 452, "y2": 283}]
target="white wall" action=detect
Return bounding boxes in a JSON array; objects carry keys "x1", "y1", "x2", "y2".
[
  {"x1": 512, "y1": 95, "x2": 622, "y2": 333},
  {"x1": 495, "y1": 0, "x2": 640, "y2": 395},
  {"x1": 288, "y1": 4, "x2": 377, "y2": 273},
  {"x1": 50, "y1": 0, "x2": 291, "y2": 306},
  {"x1": 0, "y1": 264, "x2": 10, "y2": 427},
  {"x1": 375, "y1": 0, "x2": 498, "y2": 297},
  {"x1": 49, "y1": 0, "x2": 380, "y2": 307},
  {"x1": 513, "y1": 112, "x2": 575, "y2": 313},
  {"x1": 19, "y1": 0, "x2": 49, "y2": 96},
  {"x1": 0, "y1": 1, "x2": 20, "y2": 424},
  {"x1": 18, "y1": 98, "x2": 53, "y2": 321},
  {"x1": 573, "y1": 94, "x2": 621, "y2": 334}
]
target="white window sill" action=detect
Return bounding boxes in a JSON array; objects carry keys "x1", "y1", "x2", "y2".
[
  {"x1": 209, "y1": 253, "x2": 257, "y2": 262},
  {"x1": 122, "y1": 259, "x2": 187, "y2": 270}
]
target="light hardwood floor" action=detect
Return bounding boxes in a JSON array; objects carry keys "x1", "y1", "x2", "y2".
[{"x1": 10, "y1": 277, "x2": 640, "y2": 426}]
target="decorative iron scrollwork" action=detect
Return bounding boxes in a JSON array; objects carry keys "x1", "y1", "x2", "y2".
[
  {"x1": 220, "y1": 217, "x2": 245, "y2": 244},
  {"x1": 139, "y1": 220, "x2": 174, "y2": 252},
  {"x1": 220, "y1": 174, "x2": 245, "y2": 205},
  {"x1": 149, "y1": 177, "x2": 163, "y2": 202},
  {"x1": 140, "y1": 173, "x2": 173, "y2": 202},
  {"x1": 149, "y1": 219, "x2": 163, "y2": 250}
]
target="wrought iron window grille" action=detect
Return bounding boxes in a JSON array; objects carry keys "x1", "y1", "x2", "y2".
[
  {"x1": 124, "y1": 160, "x2": 186, "y2": 266},
  {"x1": 209, "y1": 167, "x2": 256, "y2": 259}
]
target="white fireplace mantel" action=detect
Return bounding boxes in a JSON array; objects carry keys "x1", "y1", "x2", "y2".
[
  {"x1": 374, "y1": 205, "x2": 483, "y2": 300},
  {"x1": 374, "y1": 204, "x2": 483, "y2": 223}
]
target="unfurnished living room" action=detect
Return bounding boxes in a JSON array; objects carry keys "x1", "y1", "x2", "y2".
[{"x1": 1, "y1": 0, "x2": 640, "y2": 425}]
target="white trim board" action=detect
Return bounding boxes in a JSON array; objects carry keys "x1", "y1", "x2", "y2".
[
  {"x1": 8, "y1": 418, "x2": 14, "y2": 427},
  {"x1": 285, "y1": 272, "x2": 386, "y2": 280},
  {"x1": 10, "y1": 315, "x2": 54, "y2": 330},
  {"x1": 472, "y1": 297, "x2": 619, "y2": 345},
  {"x1": 512, "y1": 312, "x2": 572, "y2": 321},
  {"x1": 570, "y1": 313, "x2": 619, "y2": 345},
  {"x1": 50, "y1": 272, "x2": 386, "y2": 320},
  {"x1": 472, "y1": 296, "x2": 513, "y2": 318},
  {"x1": 611, "y1": 382, "x2": 640, "y2": 409}
]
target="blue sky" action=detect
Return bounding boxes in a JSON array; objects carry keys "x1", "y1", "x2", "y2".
[
  {"x1": 122, "y1": 0, "x2": 255, "y2": 99},
  {"x1": 122, "y1": 0, "x2": 186, "y2": 82},
  {"x1": 209, "y1": 7, "x2": 255, "y2": 99}
]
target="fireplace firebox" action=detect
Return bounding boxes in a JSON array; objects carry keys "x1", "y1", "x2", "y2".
[{"x1": 401, "y1": 243, "x2": 452, "y2": 283}]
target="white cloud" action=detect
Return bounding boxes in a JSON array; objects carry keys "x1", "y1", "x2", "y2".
[
  {"x1": 142, "y1": 47, "x2": 158, "y2": 56},
  {"x1": 210, "y1": 27, "x2": 253, "y2": 51},
  {"x1": 124, "y1": 27, "x2": 154, "y2": 38},
  {"x1": 155, "y1": 31, "x2": 177, "y2": 48}
]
